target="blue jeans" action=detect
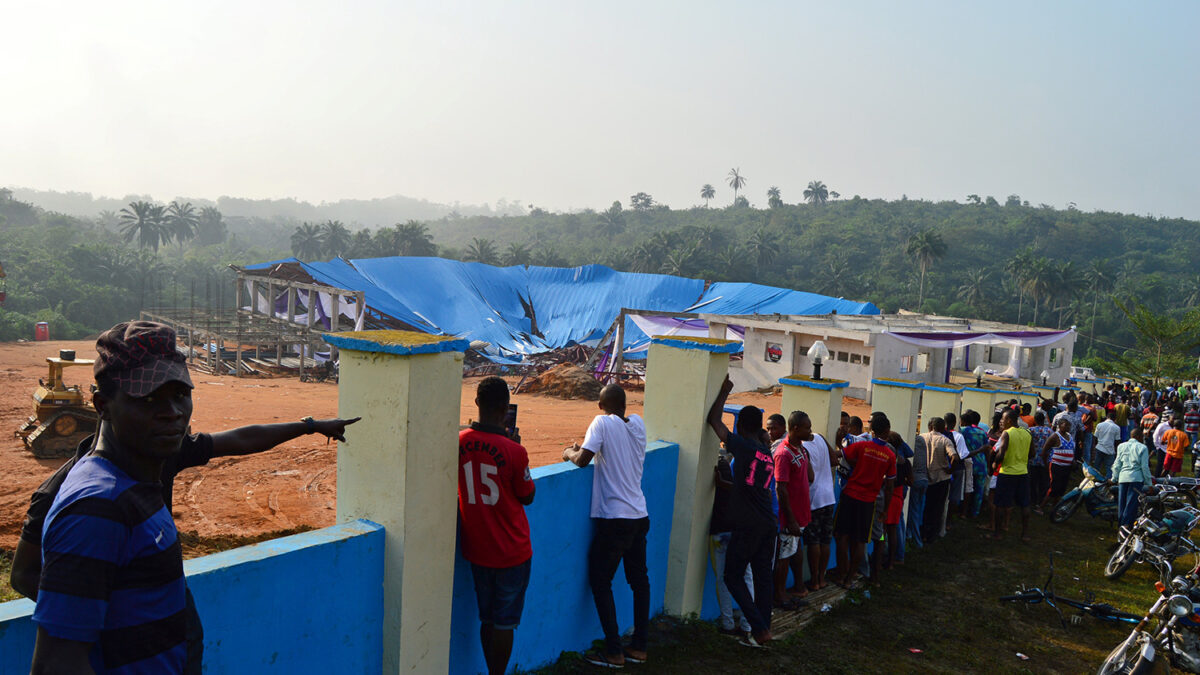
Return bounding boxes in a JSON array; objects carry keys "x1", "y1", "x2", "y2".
[
  {"x1": 906, "y1": 479, "x2": 928, "y2": 548},
  {"x1": 589, "y1": 517, "x2": 650, "y2": 654},
  {"x1": 1117, "y1": 482, "x2": 1145, "y2": 528},
  {"x1": 1094, "y1": 452, "x2": 1115, "y2": 480}
]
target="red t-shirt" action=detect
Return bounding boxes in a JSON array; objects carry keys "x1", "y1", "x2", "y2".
[
  {"x1": 841, "y1": 438, "x2": 897, "y2": 503},
  {"x1": 458, "y1": 424, "x2": 535, "y2": 568},
  {"x1": 773, "y1": 440, "x2": 812, "y2": 529}
]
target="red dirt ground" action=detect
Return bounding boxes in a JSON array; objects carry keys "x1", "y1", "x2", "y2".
[{"x1": 0, "y1": 339, "x2": 869, "y2": 548}]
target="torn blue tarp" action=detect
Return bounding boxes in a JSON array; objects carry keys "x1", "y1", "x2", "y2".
[{"x1": 243, "y1": 257, "x2": 879, "y2": 359}]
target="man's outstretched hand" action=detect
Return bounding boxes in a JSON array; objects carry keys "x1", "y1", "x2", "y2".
[{"x1": 313, "y1": 417, "x2": 361, "y2": 443}]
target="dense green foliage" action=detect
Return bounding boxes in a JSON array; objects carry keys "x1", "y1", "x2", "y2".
[
  {"x1": 0, "y1": 190, "x2": 279, "y2": 341},
  {"x1": 4, "y1": 186, "x2": 1200, "y2": 371}
]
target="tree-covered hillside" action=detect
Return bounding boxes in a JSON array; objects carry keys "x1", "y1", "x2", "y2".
[{"x1": 3, "y1": 185, "x2": 1198, "y2": 367}]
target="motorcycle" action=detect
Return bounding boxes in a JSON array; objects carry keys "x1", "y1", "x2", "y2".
[
  {"x1": 1052, "y1": 460, "x2": 1118, "y2": 524},
  {"x1": 1098, "y1": 572, "x2": 1200, "y2": 674},
  {"x1": 1106, "y1": 497, "x2": 1200, "y2": 582}
]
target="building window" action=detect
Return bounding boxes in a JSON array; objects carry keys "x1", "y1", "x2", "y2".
[
  {"x1": 900, "y1": 356, "x2": 912, "y2": 373},
  {"x1": 1049, "y1": 348, "x2": 1060, "y2": 366},
  {"x1": 862, "y1": 355, "x2": 871, "y2": 366},
  {"x1": 850, "y1": 353, "x2": 862, "y2": 364},
  {"x1": 837, "y1": 351, "x2": 850, "y2": 362},
  {"x1": 916, "y1": 352, "x2": 930, "y2": 373}
]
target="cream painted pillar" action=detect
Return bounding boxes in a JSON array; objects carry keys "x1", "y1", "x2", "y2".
[
  {"x1": 870, "y1": 379, "x2": 923, "y2": 440},
  {"x1": 779, "y1": 375, "x2": 849, "y2": 446},
  {"x1": 960, "y1": 387, "x2": 998, "y2": 418},
  {"x1": 1015, "y1": 391, "x2": 1039, "y2": 415},
  {"x1": 327, "y1": 330, "x2": 467, "y2": 675},
  {"x1": 644, "y1": 336, "x2": 740, "y2": 616},
  {"x1": 919, "y1": 384, "x2": 962, "y2": 428}
]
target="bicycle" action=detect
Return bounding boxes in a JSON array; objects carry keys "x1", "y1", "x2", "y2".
[{"x1": 999, "y1": 553, "x2": 1143, "y2": 629}]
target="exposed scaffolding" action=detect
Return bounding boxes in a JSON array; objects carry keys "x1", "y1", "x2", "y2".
[{"x1": 141, "y1": 269, "x2": 367, "y2": 380}]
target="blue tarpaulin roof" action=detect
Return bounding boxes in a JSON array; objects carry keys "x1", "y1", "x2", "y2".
[{"x1": 244, "y1": 257, "x2": 879, "y2": 359}]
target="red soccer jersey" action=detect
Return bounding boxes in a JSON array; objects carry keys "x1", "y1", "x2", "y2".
[
  {"x1": 841, "y1": 438, "x2": 897, "y2": 503},
  {"x1": 458, "y1": 424, "x2": 535, "y2": 568},
  {"x1": 773, "y1": 440, "x2": 812, "y2": 529}
]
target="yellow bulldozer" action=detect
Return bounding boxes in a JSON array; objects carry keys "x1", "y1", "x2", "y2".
[{"x1": 16, "y1": 349, "x2": 100, "y2": 458}]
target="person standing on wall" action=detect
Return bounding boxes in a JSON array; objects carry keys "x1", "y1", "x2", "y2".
[
  {"x1": 563, "y1": 384, "x2": 650, "y2": 668},
  {"x1": 705, "y1": 375, "x2": 776, "y2": 648},
  {"x1": 459, "y1": 377, "x2": 536, "y2": 675}
]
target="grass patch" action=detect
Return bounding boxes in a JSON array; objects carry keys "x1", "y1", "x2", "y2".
[
  {"x1": 0, "y1": 550, "x2": 18, "y2": 603},
  {"x1": 529, "y1": 511, "x2": 1171, "y2": 674}
]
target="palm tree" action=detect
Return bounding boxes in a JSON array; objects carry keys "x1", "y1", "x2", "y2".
[
  {"x1": 767, "y1": 186, "x2": 783, "y2": 208},
  {"x1": 119, "y1": 201, "x2": 170, "y2": 252},
  {"x1": 726, "y1": 168, "x2": 746, "y2": 205},
  {"x1": 905, "y1": 229, "x2": 947, "y2": 310},
  {"x1": 1021, "y1": 257, "x2": 1056, "y2": 326},
  {"x1": 803, "y1": 180, "x2": 829, "y2": 205},
  {"x1": 830, "y1": 191, "x2": 841, "y2": 200},
  {"x1": 394, "y1": 220, "x2": 437, "y2": 256},
  {"x1": 504, "y1": 242, "x2": 532, "y2": 267},
  {"x1": 597, "y1": 202, "x2": 625, "y2": 236},
  {"x1": 956, "y1": 269, "x2": 991, "y2": 314},
  {"x1": 700, "y1": 184, "x2": 716, "y2": 208},
  {"x1": 290, "y1": 222, "x2": 324, "y2": 260},
  {"x1": 746, "y1": 228, "x2": 777, "y2": 270},
  {"x1": 1182, "y1": 274, "x2": 1200, "y2": 309},
  {"x1": 1050, "y1": 261, "x2": 1081, "y2": 329},
  {"x1": 1004, "y1": 248, "x2": 1035, "y2": 324},
  {"x1": 661, "y1": 245, "x2": 697, "y2": 276},
  {"x1": 195, "y1": 206, "x2": 226, "y2": 245},
  {"x1": 164, "y1": 201, "x2": 199, "y2": 247},
  {"x1": 320, "y1": 220, "x2": 351, "y2": 258},
  {"x1": 1083, "y1": 260, "x2": 1114, "y2": 351},
  {"x1": 464, "y1": 237, "x2": 499, "y2": 265}
]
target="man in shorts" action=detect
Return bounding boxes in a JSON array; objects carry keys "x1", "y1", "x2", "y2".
[
  {"x1": 990, "y1": 409, "x2": 1033, "y2": 541},
  {"x1": 832, "y1": 412, "x2": 896, "y2": 588},
  {"x1": 793, "y1": 412, "x2": 839, "y2": 592},
  {"x1": 459, "y1": 377, "x2": 536, "y2": 675},
  {"x1": 772, "y1": 411, "x2": 814, "y2": 609}
]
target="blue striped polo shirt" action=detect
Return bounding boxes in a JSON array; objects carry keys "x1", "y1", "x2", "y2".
[{"x1": 33, "y1": 455, "x2": 186, "y2": 674}]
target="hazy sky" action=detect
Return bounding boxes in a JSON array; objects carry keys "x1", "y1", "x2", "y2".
[{"x1": 3, "y1": 1, "x2": 1198, "y2": 218}]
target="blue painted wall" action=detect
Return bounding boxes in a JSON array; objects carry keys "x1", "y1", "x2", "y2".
[
  {"x1": 448, "y1": 441, "x2": 679, "y2": 675},
  {"x1": 0, "y1": 520, "x2": 384, "y2": 675}
]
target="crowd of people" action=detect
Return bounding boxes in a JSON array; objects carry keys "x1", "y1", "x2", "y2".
[
  {"x1": 18, "y1": 317, "x2": 1199, "y2": 673},
  {"x1": 700, "y1": 376, "x2": 1200, "y2": 650}
]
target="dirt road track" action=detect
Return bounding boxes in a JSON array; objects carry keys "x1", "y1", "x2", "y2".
[{"x1": 0, "y1": 340, "x2": 866, "y2": 549}]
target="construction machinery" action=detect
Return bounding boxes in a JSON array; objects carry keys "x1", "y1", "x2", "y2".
[{"x1": 16, "y1": 349, "x2": 99, "y2": 458}]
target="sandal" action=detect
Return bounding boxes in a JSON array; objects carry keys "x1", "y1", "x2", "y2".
[{"x1": 583, "y1": 649, "x2": 624, "y2": 669}]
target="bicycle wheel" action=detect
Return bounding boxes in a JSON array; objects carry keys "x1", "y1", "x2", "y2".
[
  {"x1": 1051, "y1": 493, "x2": 1084, "y2": 524},
  {"x1": 1105, "y1": 537, "x2": 1138, "y2": 580},
  {"x1": 1097, "y1": 630, "x2": 1157, "y2": 675}
]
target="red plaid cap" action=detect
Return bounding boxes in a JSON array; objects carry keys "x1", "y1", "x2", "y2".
[{"x1": 94, "y1": 321, "x2": 193, "y2": 397}]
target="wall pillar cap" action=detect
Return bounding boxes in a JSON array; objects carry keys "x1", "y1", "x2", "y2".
[
  {"x1": 649, "y1": 336, "x2": 743, "y2": 353},
  {"x1": 325, "y1": 330, "x2": 469, "y2": 355},
  {"x1": 871, "y1": 378, "x2": 924, "y2": 390},
  {"x1": 780, "y1": 374, "x2": 849, "y2": 391}
]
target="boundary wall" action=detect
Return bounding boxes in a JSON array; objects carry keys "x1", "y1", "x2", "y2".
[{"x1": 0, "y1": 520, "x2": 385, "y2": 675}]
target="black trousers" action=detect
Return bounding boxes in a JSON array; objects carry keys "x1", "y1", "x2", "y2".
[
  {"x1": 921, "y1": 479, "x2": 951, "y2": 541},
  {"x1": 723, "y1": 526, "x2": 775, "y2": 634},
  {"x1": 184, "y1": 586, "x2": 203, "y2": 675},
  {"x1": 588, "y1": 517, "x2": 650, "y2": 655}
]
